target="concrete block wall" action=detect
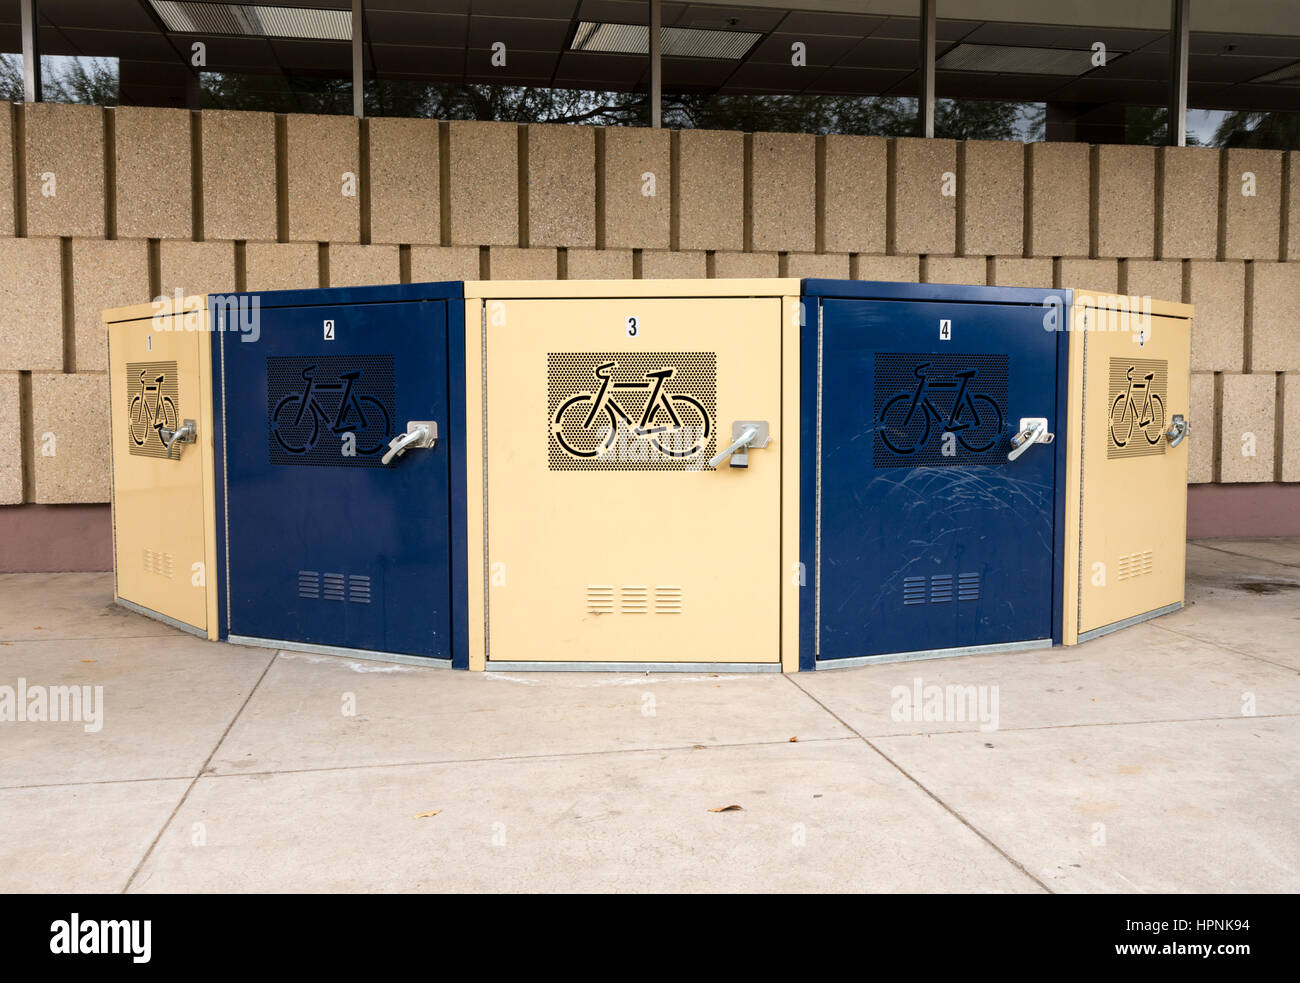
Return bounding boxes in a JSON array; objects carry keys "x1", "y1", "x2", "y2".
[{"x1": 0, "y1": 102, "x2": 1297, "y2": 509}]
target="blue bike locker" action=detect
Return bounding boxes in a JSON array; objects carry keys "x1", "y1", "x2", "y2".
[
  {"x1": 210, "y1": 281, "x2": 468, "y2": 667},
  {"x1": 799, "y1": 280, "x2": 1068, "y2": 669}
]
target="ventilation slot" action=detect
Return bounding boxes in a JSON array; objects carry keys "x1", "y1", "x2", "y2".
[
  {"x1": 655, "y1": 585, "x2": 682, "y2": 614},
  {"x1": 143, "y1": 549, "x2": 175, "y2": 579},
  {"x1": 587, "y1": 585, "x2": 614, "y2": 614},
  {"x1": 621, "y1": 585, "x2": 649, "y2": 614},
  {"x1": 930, "y1": 575, "x2": 953, "y2": 604},
  {"x1": 297, "y1": 571, "x2": 320, "y2": 599},
  {"x1": 1118, "y1": 550, "x2": 1154, "y2": 581},
  {"x1": 348, "y1": 575, "x2": 371, "y2": 604},
  {"x1": 903, "y1": 577, "x2": 927, "y2": 605},
  {"x1": 323, "y1": 573, "x2": 346, "y2": 601},
  {"x1": 958, "y1": 572, "x2": 981, "y2": 602}
]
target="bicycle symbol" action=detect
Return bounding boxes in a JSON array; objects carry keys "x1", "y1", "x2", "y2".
[
  {"x1": 551, "y1": 361, "x2": 711, "y2": 459},
  {"x1": 1109, "y1": 365, "x2": 1165, "y2": 448},
  {"x1": 878, "y1": 362, "x2": 1004, "y2": 456},
  {"x1": 129, "y1": 369, "x2": 178, "y2": 449},
  {"x1": 271, "y1": 364, "x2": 391, "y2": 455}
]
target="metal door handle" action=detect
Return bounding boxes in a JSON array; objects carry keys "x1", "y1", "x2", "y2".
[
  {"x1": 382, "y1": 421, "x2": 438, "y2": 465},
  {"x1": 1166, "y1": 414, "x2": 1189, "y2": 448},
  {"x1": 708, "y1": 421, "x2": 770, "y2": 469},
  {"x1": 160, "y1": 419, "x2": 196, "y2": 454},
  {"x1": 1007, "y1": 417, "x2": 1054, "y2": 462}
]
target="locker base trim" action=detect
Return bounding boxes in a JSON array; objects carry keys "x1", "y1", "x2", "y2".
[
  {"x1": 485, "y1": 660, "x2": 781, "y2": 673},
  {"x1": 227, "y1": 634, "x2": 453, "y2": 669},
  {"x1": 815, "y1": 637, "x2": 1052, "y2": 670},
  {"x1": 115, "y1": 596, "x2": 207, "y2": 640},
  {"x1": 1075, "y1": 602, "x2": 1183, "y2": 645}
]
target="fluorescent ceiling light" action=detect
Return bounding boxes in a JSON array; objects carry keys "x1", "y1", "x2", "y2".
[
  {"x1": 571, "y1": 21, "x2": 761, "y2": 60},
  {"x1": 937, "y1": 42, "x2": 1123, "y2": 76},
  {"x1": 150, "y1": 1, "x2": 351, "y2": 41},
  {"x1": 1250, "y1": 61, "x2": 1300, "y2": 84}
]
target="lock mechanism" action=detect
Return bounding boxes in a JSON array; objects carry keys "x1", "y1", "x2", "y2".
[
  {"x1": 708, "y1": 420, "x2": 771, "y2": 469},
  {"x1": 1007, "y1": 417, "x2": 1054, "y2": 462},
  {"x1": 382, "y1": 421, "x2": 438, "y2": 466},
  {"x1": 1166, "y1": 413, "x2": 1189, "y2": 448},
  {"x1": 160, "y1": 419, "x2": 197, "y2": 455}
]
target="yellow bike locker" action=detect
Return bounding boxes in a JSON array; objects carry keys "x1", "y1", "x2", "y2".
[
  {"x1": 1062, "y1": 290, "x2": 1194, "y2": 645},
  {"x1": 463, "y1": 279, "x2": 802, "y2": 672},
  {"x1": 105, "y1": 295, "x2": 219, "y2": 639}
]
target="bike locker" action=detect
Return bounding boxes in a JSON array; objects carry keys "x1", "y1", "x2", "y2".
[
  {"x1": 1061, "y1": 290, "x2": 1193, "y2": 645},
  {"x1": 462, "y1": 279, "x2": 803, "y2": 672},
  {"x1": 799, "y1": 280, "x2": 1069, "y2": 670},
  {"x1": 105, "y1": 295, "x2": 220, "y2": 639},
  {"x1": 211, "y1": 281, "x2": 469, "y2": 667}
]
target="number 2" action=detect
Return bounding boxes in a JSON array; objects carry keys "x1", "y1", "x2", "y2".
[{"x1": 324, "y1": 319, "x2": 335, "y2": 341}]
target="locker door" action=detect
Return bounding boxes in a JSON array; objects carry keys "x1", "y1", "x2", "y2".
[
  {"x1": 109, "y1": 308, "x2": 215, "y2": 636},
  {"x1": 221, "y1": 300, "x2": 453, "y2": 659},
  {"x1": 483, "y1": 296, "x2": 783, "y2": 664},
  {"x1": 815, "y1": 298, "x2": 1064, "y2": 661},
  {"x1": 1075, "y1": 311, "x2": 1190, "y2": 637}
]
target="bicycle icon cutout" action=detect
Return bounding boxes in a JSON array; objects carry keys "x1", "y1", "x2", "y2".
[
  {"x1": 129, "y1": 369, "x2": 178, "y2": 450},
  {"x1": 1109, "y1": 365, "x2": 1165, "y2": 448},
  {"x1": 878, "y1": 362, "x2": 1004, "y2": 456},
  {"x1": 272, "y1": 364, "x2": 392, "y2": 456},
  {"x1": 552, "y1": 361, "x2": 711, "y2": 460}
]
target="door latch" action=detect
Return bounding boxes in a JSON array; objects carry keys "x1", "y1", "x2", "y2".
[
  {"x1": 1166, "y1": 414, "x2": 1189, "y2": 448},
  {"x1": 708, "y1": 420, "x2": 771, "y2": 469},
  {"x1": 160, "y1": 419, "x2": 197, "y2": 455},
  {"x1": 1007, "y1": 417, "x2": 1054, "y2": 462},
  {"x1": 382, "y1": 421, "x2": 438, "y2": 465}
]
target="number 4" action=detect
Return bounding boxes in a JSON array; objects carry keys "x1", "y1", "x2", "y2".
[{"x1": 939, "y1": 319, "x2": 952, "y2": 341}]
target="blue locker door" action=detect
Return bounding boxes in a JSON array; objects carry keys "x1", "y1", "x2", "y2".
[
  {"x1": 223, "y1": 300, "x2": 452, "y2": 659},
  {"x1": 817, "y1": 298, "x2": 1061, "y2": 660}
]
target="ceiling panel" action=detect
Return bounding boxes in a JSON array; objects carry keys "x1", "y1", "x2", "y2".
[
  {"x1": 463, "y1": 45, "x2": 557, "y2": 80},
  {"x1": 468, "y1": 15, "x2": 574, "y2": 51},
  {"x1": 554, "y1": 50, "x2": 647, "y2": 84},
  {"x1": 809, "y1": 65, "x2": 911, "y2": 96},
  {"x1": 269, "y1": 38, "x2": 353, "y2": 72},
  {"x1": 366, "y1": 11, "x2": 467, "y2": 47},
  {"x1": 746, "y1": 32, "x2": 858, "y2": 66},
  {"x1": 372, "y1": 42, "x2": 465, "y2": 77},
  {"x1": 43, "y1": 28, "x2": 177, "y2": 60},
  {"x1": 842, "y1": 36, "x2": 918, "y2": 70},
  {"x1": 660, "y1": 55, "x2": 735, "y2": 86},
  {"x1": 672, "y1": 4, "x2": 785, "y2": 34}
]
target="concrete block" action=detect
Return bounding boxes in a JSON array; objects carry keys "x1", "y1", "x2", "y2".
[
  {"x1": 1158, "y1": 146, "x2": 1218, "y2": 260},
  {"x1": 24, "y1": 102, "x2": 105, "y2": 238},
  {"x1": 449, "y1": 121, "x2": 517, "y2": 247},
  {"x1": 245, "y1": 242, "x2": 319, "y2": 293},
  {"x1": 409, "y1": 245, "x2": 481, "y2": 283},
  {"x1": 0, "y1": 237, "x2": 63, "y2": 371},
  {"x1": 0, "y1": 103, "x2": 13, "y2": 236},
  {"x1": 368, "y1": 117, "x2": 439, "y2": 245},
  {"x1": 603, "y1": 126, "x2": 670, "y2": 250},
  {"x1": 29, "y1": 372, "x2": 109, "y2": 503},
  {"x1": 201, "y1": 110, "x2": 277, "y2": 242},
  {"x1": 924, "y1": 256, "x2": 985, "y2": 286},
  {"x1": 1095, "y1": 145, "x2": 1155, "y2": 259},
  {"x1": 1187, "y1": 260, "x2": 1245, "y2": 373},
  {"x1": 1222, "y1": 148, "x2": 1282, "y2": 260},
  {"x1": 565, "y1": 248, "x2": 633, "y2": 280},
  {"x1": 1124, "y1": 260, "x2": 1183, "y2": 307},
  {"x1": 489, "y1": 246, "x2": 555, "y2": 280},
  {"x1": 856, "y1": 255, "x2": 919, "y2": 283},
  {"x1": 1288, "y1": 151, "x2": 1299, "y2": 261},
  {"x1": 286, "y1": 114, "x2": 359, "y2": 243},
  {"x1": 527, "y1": 124, "x2": 595, "y2": 247},
  {"x1": 328, "y1": 244, "x2": 400, "y2": 288},
  {"x1": 1027, "y1": 142, "x2": 1090, "y2": 257},
  {"x1": 786, "y1": 253, "x2": 849, "y2": 279},
  {"x1": 961, "y1": 140, "x2": 1022, "y2": 256},
  {"x1": 1218, "y1": 373, "x2": 1275, "y2": 483},
  {"x1": 989, "y1": 257, "x2": 1052, "y2": 289},
  {"x1": 823, "y1": 134, "x2": 886, "y2": 254},
  {"x1": 714, "y1": 251, "x2": 779, "y2": 278},
  {"x1": 641, "y1": 250, "x2": 707, "y2": 279},
  {"x1": 1059, "y1": 258, "x2": 1118, "y2": 294},
  {"x1": 159, "y1": 240, "x2": 236, "y2": 298},
  {"x1": 890, "y1": 137, "x2": 956, "y2": 255},
  {"x1": 71, "y1": 239, "x2": 150, "y2": 374},
  {"x1": 751, "y1": 132, "x2": 815, "y2": 253},
  {"x1": 1249, "y1": 261, "x2": 1300, "y2": 373},
  {"x1": 678, "y1": 129, "x2": 743, "y2": 251},
  {"x1": 1283, "y1": 372, "x2": 1300, "y2": 483},
  {"x1": 114, "y1": 106, "x2": 191, "y2": 240},
  {"x1": 1187, "y1": 372, "x2": 1214, "y2": 484},
  {"x1": 0, "y1": 372, "x2": 19, "y2": 504}
]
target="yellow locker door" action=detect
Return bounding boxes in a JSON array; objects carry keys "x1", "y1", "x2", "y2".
[
  {"x1": 108, "y1": 306, "x2": 215, "y2": 636},
  {"x1": 1071, "y1": 304, "x2": 1191, "y2": 641},
  {"x1": 484, "y1": 296, "x2": 783, "y2": 665}
]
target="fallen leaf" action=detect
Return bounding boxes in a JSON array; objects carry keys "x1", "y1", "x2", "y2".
[
  {"x1": 788, "y1": 736, "x2": 798, "y2": 742},
  {"x1": 33, "y1": 626, "x2": 44, "y2": 630},
  {"x1": 81, "y1": 659, "x2": 96, "y2": 663},
  {"x1": 708, "y1": 804, "x2": 743, "y2": 813},
  {"x1": 412, "y1": 810, "x2": 441, "y2": 819},
  {"x1": 692, "y1": 744, "x2": 706, "y2": 750}
]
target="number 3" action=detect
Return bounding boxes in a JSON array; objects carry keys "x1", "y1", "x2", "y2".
[{"x1": 626, "y1": 316, "x2": 638, "y2": 337}]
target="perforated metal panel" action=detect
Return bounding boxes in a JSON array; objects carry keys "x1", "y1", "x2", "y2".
[
  {"x1": 125, "y1": 360, "x2": 182, "y2": 460},
  {"x1": 1107, "y1": 357, "x2": 1168, "y2": 459},
  {"x1": 873, "y1": 353, "x2": 1008, "y2": 467},
  {"x1": 267, "y1": 355, "x2": 396, "y2": 468}
]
